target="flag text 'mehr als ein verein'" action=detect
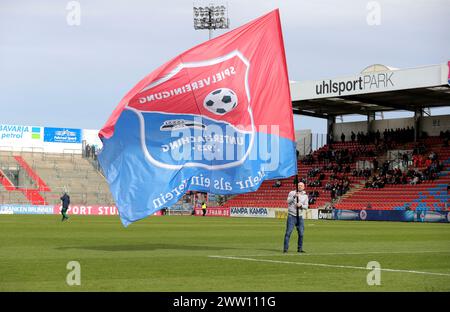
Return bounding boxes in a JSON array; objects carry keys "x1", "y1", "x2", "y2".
[{"x1": 98, "y1": 9, "x2": 297, "y2": 226}]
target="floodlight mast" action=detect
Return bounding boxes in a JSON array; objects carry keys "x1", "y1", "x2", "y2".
[{"x1": 193, "y1": 3, "x2": 229, "y2": 40}]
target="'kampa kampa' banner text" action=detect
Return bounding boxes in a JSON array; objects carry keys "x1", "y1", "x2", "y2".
[{"x1": 98, "y1": 9, "x2": 297, "y2": 226}]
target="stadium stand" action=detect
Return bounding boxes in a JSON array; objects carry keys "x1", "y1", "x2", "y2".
[
  {"x1": 0, "y1": 134, "x2": 448, "y2": 213},
  {"x1": 334, "y1": 136, "x2": 450, "y2": 211},
  {"x1": 0, "y1": 150, "x2": 114, "y2": 205},
  {"x1": 222, "y1": 142, "x2": 371, "y2": 209},
  {"x1": 221, "y1": 133, "x2": 449, "y2": 211}
]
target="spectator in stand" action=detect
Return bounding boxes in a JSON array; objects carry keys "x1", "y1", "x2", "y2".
[
  {"x1": 412, "y1": 154, "x2": 419, "y2": 167},
  {"x1": 94, "y1": 147, "x2": 99, "y2": 160},
  {"x1": 341, "y1": 133, "x2": 345, "y2": 142},
  {"x1": 351, "y1": 131, "x2": 356, "y2": 142},
  {"x1": 91, "y1": 145, "x2": 96, "y2": 159},
  {"x1": 330, "y1": 186, "x2": 336, "y2": 200},
  {"x1": 273, "y1": 180, "x2": 282, "y2": 188},
  {"x1": 402, "y1": 153, "x2": 409, "y2": 168},
  {"x1": 375, "y1": 130, "x2": 381, "y2": 142},
  {"x1": 429, "y1": 151, "x2": 437, "y2": 161},
  {"x1": 419, "y1": 154, "x2": 425, "y2": 167},
  {"x1": 373, "y1": 157, "x2": 379, "y2": 172},
  {"x1": 86, "y1": 144, "x2": 91, "y2": 158},
  {"x1": 425, "y1": 158, "x2": 432, "y2": 168},
  {"x1": 308, "y1": 191, "x2": 317, "y2": 205},
  {"x1": 401, "y1": 174, "x2": 408, "y2": 184},
  {"x1": 381, "y1": 160, "x2": 390, "y2": 175}
]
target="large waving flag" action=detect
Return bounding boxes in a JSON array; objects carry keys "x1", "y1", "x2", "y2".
[{"x1": 98, "y1": 9, "x2": 297, "y2": 226}]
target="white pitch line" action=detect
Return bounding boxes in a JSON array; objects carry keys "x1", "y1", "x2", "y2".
[
  {"x1": 208, "y1": 255, "x2": 450, "y2": 277},
  {"x1": 213, "y1": 250, "x2": 450, "y2": 257}
]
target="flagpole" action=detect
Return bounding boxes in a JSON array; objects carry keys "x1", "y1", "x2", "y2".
[{"x1": 295, "y1": 143, "x2": 299, "y2": 222}]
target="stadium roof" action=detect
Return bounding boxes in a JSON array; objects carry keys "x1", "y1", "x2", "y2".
[{"x1": 289, "y1": 61, "x2": 450, "y2": 118}]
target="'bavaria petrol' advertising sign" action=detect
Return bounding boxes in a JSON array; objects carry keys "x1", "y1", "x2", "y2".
[{"x1": 0, "y1": 124, "x2": 42, "y2": 143}]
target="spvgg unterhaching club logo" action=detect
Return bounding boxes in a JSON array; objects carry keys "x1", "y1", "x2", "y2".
[{"x1": 315, "y1": 72, "x2": 394, "y2": 96}]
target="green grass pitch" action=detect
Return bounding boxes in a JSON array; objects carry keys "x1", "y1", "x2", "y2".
[{"x1": 0, "y1": 215, "x2": 449, "y2": 291}]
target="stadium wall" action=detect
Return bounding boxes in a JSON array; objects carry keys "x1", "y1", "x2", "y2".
[
  {"x1": 1, "y1": 204, "x2": 448, "y2": 222},
  {"x1": 294, "y1": 130, "x2": 312, "y2": 156},
  {"x1": 0, "y1": 123, "x2": 102, "y2": 154}
]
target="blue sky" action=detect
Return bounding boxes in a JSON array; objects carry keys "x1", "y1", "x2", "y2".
[{"x1": 0, "y1": 0, "x2": 448, "y2": 134}]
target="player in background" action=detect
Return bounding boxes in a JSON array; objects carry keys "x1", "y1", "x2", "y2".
[{"x1": 60, "y1": 192, "x2": 70, "y2": 222}]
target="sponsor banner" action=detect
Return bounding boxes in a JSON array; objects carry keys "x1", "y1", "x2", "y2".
[
  {"x1": 0, "y1": 123, "x2": 99, "y2": 154},
  {"x1": 194, "y1": 207, "x2": 230, "y2": 217},
  {"x1": 168, "y1": 210, "x2": 192, "y2": 216},
  {"x1": 230, "y1": 207, "x2": 318, "y2": 219},
  {"x1": 53, "y1": 205, "x2": 118, "y2": 215},
  {"x1": 273, "y1": 208, "x2": 288, "y2": 219},
  {"x1": 0, "y1": 204, "x2": 53, "y2": 215},
  {"x1": 44, "y1": 127, "x2": 82, "y2": 143},
  {"x1": 318, "y1": 209, "x2": 334, "y2": 220},
  {"x1": 292, "y1": 63, "x2": 448, "y2": 100},
  {"x1": 53, "y1": 205, "x2": 164, "y2": 216},
  {"x1": 334, "y1": 209, "x2": 450, "y2": 223},
  {"x1": 0, "y1": 124, "x2": 43, "y2": 148},
  {"x1": 230, "y1": 207, "x2": 274, "y2": 218},
  {"x1": 169, "y1": 203, "x2": 193, "y2": 211},
  {"x1": 305, "y1": 209, "x2": 318, "y2": 220}
]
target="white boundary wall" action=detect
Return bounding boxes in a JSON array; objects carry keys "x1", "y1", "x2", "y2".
[{"x1": 0, "y1": 124, "x2": 102, "y2": 154}]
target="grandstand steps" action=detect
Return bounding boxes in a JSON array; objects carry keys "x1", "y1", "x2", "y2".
[
  {"x1": 336, "y1": 139, "x2": 450, "y2": 211},
  {"x1": 0, "y1": 189, "x2": 30, "y2": 205},
  {"x1": 340, "y1": 182, "x2": 365, "y2": 200},
  {"x1": 0, "y1": 151, "x2": 115, "y2": 206}
]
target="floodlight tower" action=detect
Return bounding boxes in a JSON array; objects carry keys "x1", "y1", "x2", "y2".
[{"x1": 193, "y1": 3, "x2": 230, "y2": 40}]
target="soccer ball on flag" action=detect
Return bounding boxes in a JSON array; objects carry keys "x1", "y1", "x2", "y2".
[{"x1": 203, "y1": 88, "x2": 238, "y2": 115}]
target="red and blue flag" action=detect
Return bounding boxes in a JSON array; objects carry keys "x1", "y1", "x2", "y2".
[{"x1": 98, "y1": 9, "x2": 297, "y2": 226}]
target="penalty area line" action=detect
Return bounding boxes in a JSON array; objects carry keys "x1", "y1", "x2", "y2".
[{"x1": 208, "y1": 255, "x2": 450, "y2": 277}]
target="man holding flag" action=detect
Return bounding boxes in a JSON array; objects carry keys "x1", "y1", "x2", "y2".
[
  {"x1": 284, "y1": 182, "x2": 308, "y2": 253},
  {"x1": 98, "y1": 9, "x2": 297, "y2": 226}
]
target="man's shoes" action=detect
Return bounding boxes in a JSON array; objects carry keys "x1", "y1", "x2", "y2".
[
  {"x1": 283, "y1": 250, "x2": 288, "y2": 253},
  {"x1": 298, "y1": 250, "x2": 306, "y2": 253}
]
